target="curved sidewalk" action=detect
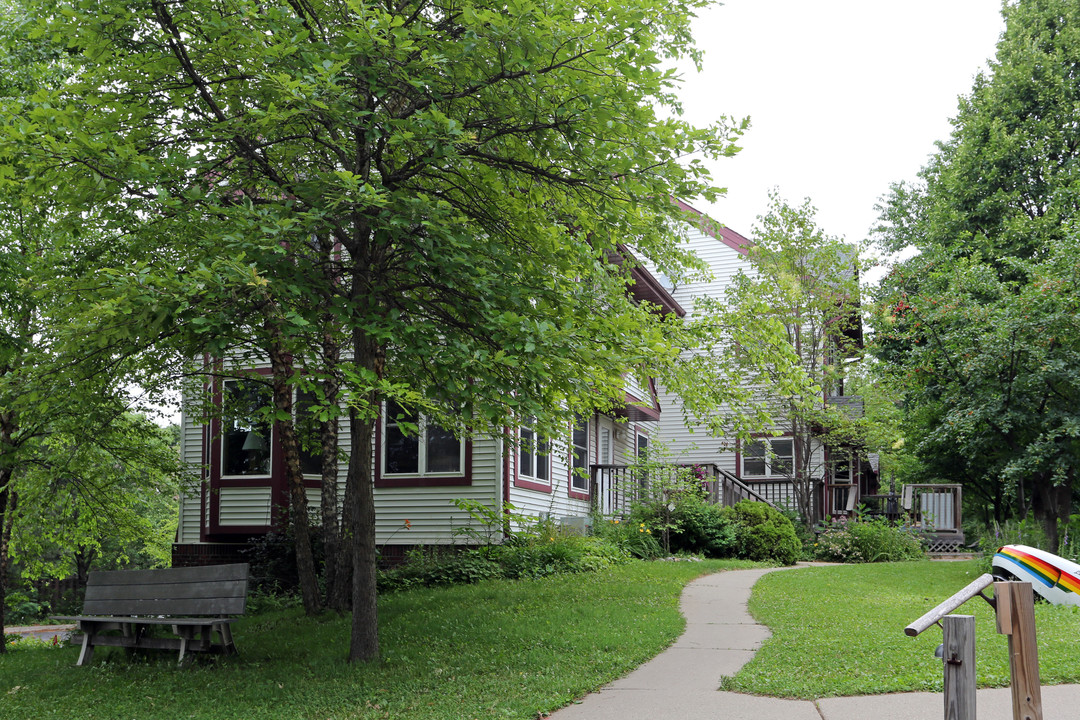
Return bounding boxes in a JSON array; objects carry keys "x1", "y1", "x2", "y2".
[{"x1": 548, "y1": 564, "x2": 1080, "y2": 720}]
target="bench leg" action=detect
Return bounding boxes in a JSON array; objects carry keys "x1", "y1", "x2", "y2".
[
  {"x1": 76, "y1": 633, "x2": 95, "y2": 666},
  {"x1": 217, "y1": 622, "x2": 237, "y2": 655},
  {"x1": 177, "y1": 634, "x2": 190, "y2": 665}
]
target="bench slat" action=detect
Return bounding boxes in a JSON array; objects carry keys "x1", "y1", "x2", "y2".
[
  {"x1": 82, "y1": 596, "x2": 245, "y2": 616},
  {"x1": 85, "y1": 579, "x2": 247, "y2": 603},
  {"x1": 88, "y1": 563, "x2": 248, "y2": 586}
]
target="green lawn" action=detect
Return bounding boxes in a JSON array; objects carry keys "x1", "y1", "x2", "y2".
[
  {"x1": 723, "y1": 559, "x2": 1080, "y2": 698},
  {"x1": 0, "y1": 560, "x2": 760, "y2": 720}
]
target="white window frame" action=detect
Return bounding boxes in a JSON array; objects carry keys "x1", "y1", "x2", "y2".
[
  {"x1": 518, "y1": 419, "x2": 550, "y2": 484},
  {"x1": 570, "y1": 418, "x2": 590, "y2": 493},
  {"x1": 382, "y1": 403, "x2": 465, "y2": 478},
  {"x1": 742, "y1": 437, "x2": 794, "y2": 479}
]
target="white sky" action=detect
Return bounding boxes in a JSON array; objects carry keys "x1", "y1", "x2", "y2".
[{"x1": 674, "y1": 0, "x2": 1006, "y2": 255}]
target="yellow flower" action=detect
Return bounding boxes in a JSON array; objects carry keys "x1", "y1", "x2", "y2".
[
  {"x1": 646, "y1": 529, "x2": 651, "y2": 534},
  {"x1": 640, "y1": 523, "x2": 645, "y2": 528},
  {"x1": 639, "y1": 528, "x2": 644, "y2": 533},
  {"x1": 614, "y1": 519, "x2": 619, "y2": 524}
]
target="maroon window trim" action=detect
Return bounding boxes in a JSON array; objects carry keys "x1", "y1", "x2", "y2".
[
  {"x1": 514, "y1": 424, "x2": 552, "y2": 493},
  {"x1": 205, "y1": 369, "x2": 319, "y2": 538},
  {"x1": 736, "y1": 433, "x2": 798, "y2": 482},
  {"x1": 374, "y1": 407, "x2": 473, "y2": 488},
  {"x1": 567, "y1": 418, "x2": 590, "y2": 500}
]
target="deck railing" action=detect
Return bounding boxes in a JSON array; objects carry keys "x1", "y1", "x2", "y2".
[
  {"x1": 861, "y1": 483, "x2": 965, "y2": 552},
  {"x1": 589, "y1": 463, "x2": 776, "y2": 516}
]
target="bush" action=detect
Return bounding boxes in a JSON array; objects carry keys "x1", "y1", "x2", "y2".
[
  {"x1": 721, "y1": 500, "x2": 801, "y2": 565},
  {"x1": 376, "y1": 530, "x2": 631, "y2": 593},
  {"x1": 814, "y1": 518, "x2": 925, "y2": 563},
  {"x1": 665, "y1": 496, "x2": 737, "y2": 558},
  {"x1": 377, "y1": 547, "x2": 503, "y2": 592},
  {"x1": 594, "y1": 515, "x2": 665, "y2": 559}
]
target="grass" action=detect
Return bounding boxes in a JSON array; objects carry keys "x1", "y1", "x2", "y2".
[
  {"x1": 0, "y1": 559, "x2": 761, "y2": 720},
  {"x1": 723, "y1": 559, "x2": 1080, "y2": 698}
]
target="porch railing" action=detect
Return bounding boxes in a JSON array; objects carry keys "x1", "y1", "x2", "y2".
[
  {"x1": 588, "y1": 463, "x2": 777, "y2": 516},
  {"x1": 861, "y1": 483, "x2": 965, "y2": 552}
]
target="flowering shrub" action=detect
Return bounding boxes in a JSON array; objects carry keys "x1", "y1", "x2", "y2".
[
  {"x1": 814, "y1": 518, "x2": 925, "y2": 563},
  {"x1": 593, "y1": 516, "x2": 663, "y2": 559}
]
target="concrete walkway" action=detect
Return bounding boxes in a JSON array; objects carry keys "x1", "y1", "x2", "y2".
[{"x1": 548, "y1": 564, "x2": 1080, "y2": 720}]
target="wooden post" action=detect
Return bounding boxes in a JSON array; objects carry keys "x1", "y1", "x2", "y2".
[
  {"x1": 994, "y1": 581, "x2": 1043, "y2": 720},
  {"x1": 942, "y1": 615, "x2": 976, "y2": 720}
]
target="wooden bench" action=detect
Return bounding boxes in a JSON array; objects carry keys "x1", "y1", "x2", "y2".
[{"x1": 52, "y1": 563, "x2": 249, "y2": 665}]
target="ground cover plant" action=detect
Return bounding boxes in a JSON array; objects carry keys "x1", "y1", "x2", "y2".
[
  {"x1": 814, "y1": 517, "x2": 926, "y2": 563},
  {"x1": 0, "y1": 559, "x2": 760, "y2": 720},
  {"x1": 723, "y1": 559, "x2": 1080, "y2": 698}
]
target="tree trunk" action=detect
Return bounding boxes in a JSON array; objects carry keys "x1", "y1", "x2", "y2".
[
  {"x1": 0, "y1": 480, "x2": 11, "y2": 656},
  {"x1": 346, "y1": 334, "x2": 383, "y2": 663},
  {"x1": 321, "y1": 335, "x2": 349, "y2": 611},
  {"x1": 1031, "y1": 476, "x2": 1071, "y2": 554},
  {"x1": 266, "y1": 340, "x2": 323, "y2": 615}
]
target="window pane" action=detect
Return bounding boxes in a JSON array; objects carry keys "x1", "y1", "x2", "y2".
[
  {"x1": 425, "y1": 422, "x2": 461, "y2": 473},
  {"x1": 771, "y1": 439, "x2": 794, "y2": 475},
  {"x1": 222, "y1": 379, "x2": 272, "y2": 476},
  {"x1": 743, "y1": 458, "x2": 767, "y2": 476},
  {"x1": 571, "y1": 420, "x2": 588, "y2": 490},
  {"x1": 385, "y1": 402, "x2": 419, "y2": 474},
  {"x1": 520, "y1": 426, "x2": 535, "y2": 477},
  {"x1": 296, "y1": 389, "x2": 322, "y2": 476},
  {"x1": 536, "y1": 438, "x2": 548, "y2": 481}
]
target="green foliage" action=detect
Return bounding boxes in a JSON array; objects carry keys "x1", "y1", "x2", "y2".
[
  {"x1": 1, "y1": 0, "x2": 751, "y2": 655},
  {"x1": 813, "y1": 518, "x2": 925, "y2": 563},
  {"x1": 871, "y1": 0, "x2": 1080, "y2": 548},
  {"x1": 377, "y1": 516, "x2": 632, "y2": 593},
  {"x1": 721, "y1": 500, "x2": 801, "y2": 565},
  {"x1": 698, "y1": 192, "x2": 870, "y2": 528},
  {"x1": 627, "y1": 494, "x2": 736, "y2": 558},
  {"x1": 593, "y1": 516, "x2": 664, "y2": 560},
  {"x1": 974, "y1": 517, "x2": 1052, "y2": 573}
]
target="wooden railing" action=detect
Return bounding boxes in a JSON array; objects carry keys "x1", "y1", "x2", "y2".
[
  {"x1": 589, "y1": 463, "x2": 777, "y2": 516},
  {"x1": 862, "y1": 483, "x2": 965, "y2": 552}
]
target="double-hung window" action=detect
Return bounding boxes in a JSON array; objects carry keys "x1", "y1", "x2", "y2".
[
  {"x1": 569, "y1": 418, "x2": 590, "y2": 496},
  {"x1": 519, "y1": 419, "x2": 549, "y2": 484},
  {"x1": 220, "y1": 378, "x2": 273, "y2": 478},
  {"x1": 382, "y1": 401, "x2": 464, "y2": 478},
  {"x1": 741, "y1": 438, "x2": 794, "y2": 478}
]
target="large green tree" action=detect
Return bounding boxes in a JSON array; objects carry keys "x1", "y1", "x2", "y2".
[
  {"x1": 872, "y1": 0, "x2": 1080, "y2": 549},
  {"x1": 7, "y1": 0, "x2": 746, "y2": 661}
]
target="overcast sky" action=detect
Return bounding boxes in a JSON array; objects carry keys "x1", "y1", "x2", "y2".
[{"x1": 674, "y1": 0, "x2": 1006, "y2": 257}]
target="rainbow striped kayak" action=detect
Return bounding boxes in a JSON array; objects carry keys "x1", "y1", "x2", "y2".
[{"x1": 992, "y1": 544, "x2": 1080, "y2": 605}]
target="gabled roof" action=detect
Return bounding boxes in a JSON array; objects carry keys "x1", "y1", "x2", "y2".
[
  {"x1": 608, "y1": 245, "x2": 686, "y2": 318},
  {"x1": 673, "y1": 199, "x2": 752, "y2": 256}
]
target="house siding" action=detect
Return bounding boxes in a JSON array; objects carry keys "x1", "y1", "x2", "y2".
[{"x1": 653, "y1": 223, "x2": 756, "y2": 465}]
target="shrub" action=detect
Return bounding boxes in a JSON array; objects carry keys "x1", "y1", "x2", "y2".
[
  {"x1": 377, "y1": 547, "x2": 503, "y2": 592},
  {"x1": 666, "y1": 497, "x2": 737, "y2": 558},
  {"x1": 594, "y1": 515, "x2": 664, "y2": 559},
  {"x1": 721, "y1": 500, "x2": 801, "y2": 565},
  {"x1": 814, "y1": 518, "x2": 925, "y2": 563}
]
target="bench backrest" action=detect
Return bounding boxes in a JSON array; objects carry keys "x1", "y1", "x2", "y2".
[{"x1": 82, "y1": 563, "x2": 249, "y2": 617}]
